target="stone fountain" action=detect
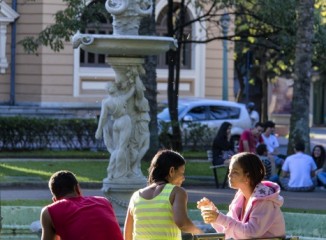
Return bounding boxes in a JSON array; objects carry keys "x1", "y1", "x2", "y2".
[{"x1": 72, "y1": 0, "x2": 177, "y2": 224}]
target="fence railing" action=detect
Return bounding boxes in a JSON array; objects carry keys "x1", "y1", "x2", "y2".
[{"x1": 192, "y1": 234, "x2": 299, "y2": 240}]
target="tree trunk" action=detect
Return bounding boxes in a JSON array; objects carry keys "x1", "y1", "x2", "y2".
[
  {"x1": 166, "y1": 0, "x2": 182, "y2": 151},
  {"x1": 258, "y1": 52, "x2": 268, "y2": 123},
  {"x1": 139, "y1": 2, "x2": 159, "y2": 160},
  {"x1": 288, "y1": 0, "x2": 314, "y2": 155}
]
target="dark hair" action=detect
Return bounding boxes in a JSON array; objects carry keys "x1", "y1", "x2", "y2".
[
  {"x1": 264, "y1": 121, "x2": 275, "y2": 131},
  {"x1": 214, "y1": 121, "x2": 232, "y2": 141},
  {"x1": 148, "y1": 149, "x2": 186, "y2": 184},
  {"x1": 247, "y1": 102, "x2": 255, "y2": 110},
  {"x1": 49, "y1": 170, "x2": 78, "y2": 199},
  {"x1": 294, "y1": 141, "x2": 305, "y2": 152},
  {"x1": 256, "y1": 144, "x2": 268, "y2": 156},
  {"x1": 312, "y1": 145, "x2": 326, "y2": 169},
  {"x1": 254, "y1": 122, "x2": 264, "y2": 128},
  {"x1": 231, "y1": 152, "x2": 265, "y2": 189}
]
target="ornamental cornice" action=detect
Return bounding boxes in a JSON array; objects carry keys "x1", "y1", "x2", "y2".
[{"x1": 0, "y1": 1, "x2": 19, "y2": 74}]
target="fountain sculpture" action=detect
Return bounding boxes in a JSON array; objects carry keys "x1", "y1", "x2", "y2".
[{"x1": 72, "y1": 0, "x2": 177, "y2": 223}]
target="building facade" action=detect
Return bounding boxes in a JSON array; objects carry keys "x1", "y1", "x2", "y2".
[{"x1": 0, "y1": 0, "x2": 234, "y2": 116}]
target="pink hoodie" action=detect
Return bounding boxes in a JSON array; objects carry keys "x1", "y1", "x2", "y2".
[{"x1": 211, "y1": 181, "x2": 285, "y2": 239}]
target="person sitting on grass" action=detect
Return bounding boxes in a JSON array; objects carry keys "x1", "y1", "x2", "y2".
[
  {"x1": 40, "y1": 170, "x2": 123, "y2": 240},
  {"x1": 261, "y1": 120, "x2": 285, "y2": 169},
  {"x1": 312, "y1": 145, "x2": 326, "y2": 189},
  {"x1": 280, "y1": 141, "x2": 317, "y2": 192},
  {"x1": 256, "y1": 143, "x2": 279, "y2": 182}
]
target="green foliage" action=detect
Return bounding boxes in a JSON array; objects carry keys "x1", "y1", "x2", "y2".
[
  {"x1": 233, "y1": 0, "x2": 326, "y2": 94},
  {"x1": 0, "y1": 117, "x2": 99, "y2": 151},
  {"x1": 234, "y1": 0, "x2": 297, "y2": 80},
  {"x1": 20, "y1": 0, "x2": 109, "y2": 54},
  {"x1": 159, "y1": 122, "x2": 214, "y2": 151},
  {"x1": 158, "y1": 121, "x2": 173, "y2": 149},
  {"x1": 183, "y1": 123, "x2": 214, "y2": 151}
]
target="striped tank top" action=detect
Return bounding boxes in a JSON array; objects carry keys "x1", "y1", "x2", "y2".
[{"x1": 129, "y1": 183, "x2": 181, "y2": 240}]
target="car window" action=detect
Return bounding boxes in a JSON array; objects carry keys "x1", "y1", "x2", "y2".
[
  {"x1": 187, "y1": 106, "x2": 207, "y2": 121},
  {"x1": 209, "y1": 106, "x2": 240, "y2": 120},
  {"x1": 157, "y1": 105, "x2": 187, "y2": 120}
]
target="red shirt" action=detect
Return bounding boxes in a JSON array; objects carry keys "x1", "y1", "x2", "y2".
[
  {"x1": 47, "y1": 196, "x2": 123, "y2": 240},
  {"x1": 239, "y1": 129, "x2": 263, "y2": 153}
]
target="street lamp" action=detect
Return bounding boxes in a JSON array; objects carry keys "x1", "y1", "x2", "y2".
[{"x1": 220, "y1": 13, "x2": 230, "y2": 101}]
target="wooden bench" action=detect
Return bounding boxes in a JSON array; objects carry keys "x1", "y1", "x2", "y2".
[{"x1": 207, "y1": 150, "x2": 229, "y2": 189}]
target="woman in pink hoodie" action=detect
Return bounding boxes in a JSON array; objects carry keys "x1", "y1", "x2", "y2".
[{"x1": 198, "y1": 152, "x2": 285, "y2": 239}]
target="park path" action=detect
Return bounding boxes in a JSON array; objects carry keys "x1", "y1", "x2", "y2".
[{"x1": 1, "y1": 185, "x2": 325, "y2": 211}]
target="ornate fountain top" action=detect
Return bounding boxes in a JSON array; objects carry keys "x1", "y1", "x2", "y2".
[
  {"x1": 72, "y1": 0, "x2": 177, "y2": 56},
  {"x1": 105, "y1": 0, "x2": 152, "y2": 35}
]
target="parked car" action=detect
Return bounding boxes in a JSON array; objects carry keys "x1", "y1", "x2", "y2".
[{"x1": 157, "y1": 98, "x2": 252, "y2": 143}]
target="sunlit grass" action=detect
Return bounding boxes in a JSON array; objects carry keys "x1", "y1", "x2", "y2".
[
  {"x1": 0, "y1": 160, "x2": 220, "y2": 182},
  {"x1": 1, "y1": 200, "x2": 52, "y2": 206},
  {"x1": 1, "y1": 164, "x2": 51, "y2": 178},
  {"x1": 0, "y1": 150, "x2": 110, "y2": 159},
  {"x1": 0, "y1": 150, "x2": 207, "y2": 159},
  {"x1": 0, "y1": 161, "x2": 108, "y2": 182}
]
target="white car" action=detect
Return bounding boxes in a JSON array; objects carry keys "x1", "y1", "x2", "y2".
[{"x1": 157, "y1": 98, "x2": 252, "y2": 142}]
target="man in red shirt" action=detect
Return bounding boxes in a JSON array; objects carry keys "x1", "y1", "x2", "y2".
[
  {"x1": 238, "y1": 122, "x2": 264, "y2": 153},
  {"x1": 40, "y1": 170, "x2": 123, "y2": 240}
]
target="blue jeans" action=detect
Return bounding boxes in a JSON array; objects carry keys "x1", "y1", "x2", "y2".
[
  {"x1": 317, "y1": 172, "x2": 326, "y2": 187},
  {"x1": 279, "y1": 177, "x2": 315, "y2": 192}
]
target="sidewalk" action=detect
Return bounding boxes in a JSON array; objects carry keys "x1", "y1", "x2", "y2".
[{"x1": 1, "y1": 182, "x2": 325, "y2": 211}]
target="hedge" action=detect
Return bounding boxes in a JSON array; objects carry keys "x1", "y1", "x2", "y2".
[{"x1": 0, "y1": 117, "x2": 100, "y2": 150}]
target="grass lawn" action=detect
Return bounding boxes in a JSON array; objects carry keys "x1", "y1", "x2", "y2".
[
  {"x1": 0, "y1": 158, "x2": 224, "y2": 183},
  {"x1": 0, "y1": 149, "x2": 211, "y2": 183},
  {"x1": 0, "y1": 150, "x2": 207, "y2": 159}
]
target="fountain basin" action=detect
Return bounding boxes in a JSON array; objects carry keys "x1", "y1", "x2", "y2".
[{"x1": 72, "y1": 34, "x2": 178, "y2": 56}]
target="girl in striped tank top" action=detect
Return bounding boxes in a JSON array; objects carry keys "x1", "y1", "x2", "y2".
[{"x1": 124, "y1": 149, "x2": 203, "y2": 240}]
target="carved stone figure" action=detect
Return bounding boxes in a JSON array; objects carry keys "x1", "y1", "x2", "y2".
[
  {"x1": 129, "y1": 77, "x2": 150, "y2": 176},
  {"x1": 95, "y1": 81, "x2": 135, "y2": 179}
]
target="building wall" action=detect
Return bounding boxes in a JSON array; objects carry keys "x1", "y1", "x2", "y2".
[
  {"x1": 205, "y1": 38, "x2": 234, "y2": 101},
  {"x1": 1, "y1": 0, "x2": 235, "y2": 108},
  {"x1": 16, "y1": 0, "x2": 78, "y2": 105}
]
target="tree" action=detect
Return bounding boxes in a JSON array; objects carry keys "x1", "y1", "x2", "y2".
[
  {"x1": 163, "y1": 0, "x2": 302, "y2": 149},
  {"x1": 164, "y1": 0, "x2": 231, "y2": 150},
  {"x1": 288, "y1": 0, "x2": 315, "y2": 154},
  {"x1": 230, "y1": 0, "x2": 297, "y2": 121}
]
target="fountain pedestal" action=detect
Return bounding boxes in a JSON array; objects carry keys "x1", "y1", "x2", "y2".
[{"x1": 102, "y1": 177, "x2": 146, "y2": 223}]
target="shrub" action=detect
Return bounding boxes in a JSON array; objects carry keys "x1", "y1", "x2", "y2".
[{"x1": 0, "y1": 117, "x2": 100, "y2": 151}]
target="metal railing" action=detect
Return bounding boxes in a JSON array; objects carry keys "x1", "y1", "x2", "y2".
[
  {"x1": 193, "y1": 233, "x2": 225, "y2": 240},
  {"x1": 192, "y1": 234, "x2": 299, "y2": 240}
]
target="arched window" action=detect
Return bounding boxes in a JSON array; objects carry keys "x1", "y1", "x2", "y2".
[{"x1": 156, "y1": 5, "x2": 192, "y2": 69}]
